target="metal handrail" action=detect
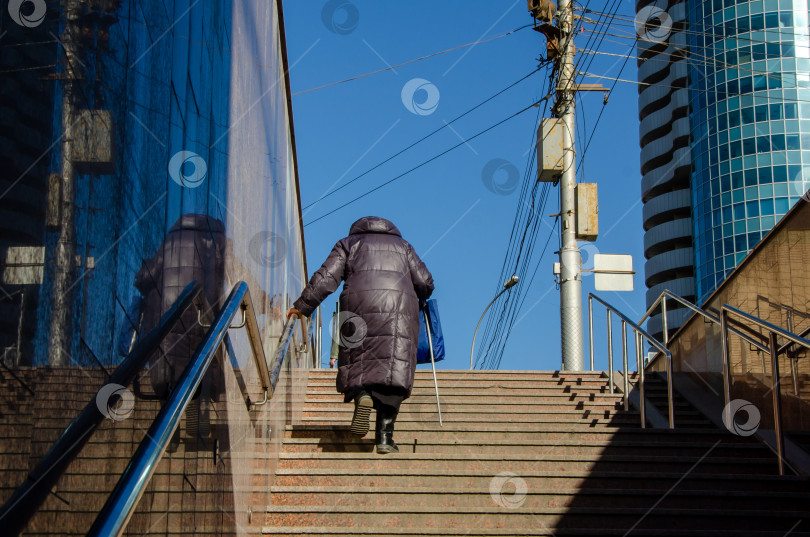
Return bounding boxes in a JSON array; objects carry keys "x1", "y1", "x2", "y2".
[
  {"x1": 642, "y1": 289, "x2": 810, "y2": 397},
  {"x1": 88, "y1": 281, "x2": 310, "y2": 536},
  {"x1": 588, "y1": 293, "x2": 674, "y2": 429},
  {"x1": 639, "y1": 289, "x2": 768, "y2": 353},
  {"x1": 779, "y1": 325, "x2": 810, "y2": 355},
  {"x1": 241, "y1": 287, "x2": 272, "y2": 405},
  {"x1": 758, "y1": 297, "x2": 810, "y2": 396},
  {"x1": 0, "y1": 281, "x2": 203, "y2": 536},
  {"x1": 720, "y1": 304, "x2": 810, "y2": 476},
  {"x1": 269, "y1": 314, "x2": 311, "y2": 392},
  {"x1": 757, "y1": 296, "x2": 810, "y2": 321}
]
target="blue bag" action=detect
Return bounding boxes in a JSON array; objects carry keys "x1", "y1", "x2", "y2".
[{"x1": 417, "y1": 299, "x2": 445, "y2": 364}]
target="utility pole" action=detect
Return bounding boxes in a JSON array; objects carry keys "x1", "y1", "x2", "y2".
[
  {"x1": 530, "y1": 0, "x2": 585, "y2": 370},
  {"x1": 555, "y1": 0, "x2": 584, "y2": 371},
  {"x1": 49, "y1": 0, "x2": 81, "y2": 366}
]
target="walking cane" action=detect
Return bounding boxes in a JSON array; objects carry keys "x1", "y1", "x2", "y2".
[
  {"x1": 329, "y1": 301, "x2": 339, "y2": 368},
  {"x1": 423, "y1": 305, "x2": 443, "y2": 426}
]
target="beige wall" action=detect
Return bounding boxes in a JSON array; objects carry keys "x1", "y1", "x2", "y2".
[{"x1": 650, "y1": 200, "x2": 810, "y2": 431}]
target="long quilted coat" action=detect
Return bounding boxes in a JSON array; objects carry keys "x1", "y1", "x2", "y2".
[{"x1": 293, "y1": 217, "x2": 434, "y2": 396}]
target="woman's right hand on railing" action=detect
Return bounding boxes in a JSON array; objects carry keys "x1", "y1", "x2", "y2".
[{"x1": 286, "y1": 307, "x2": 303, "y2": 320}]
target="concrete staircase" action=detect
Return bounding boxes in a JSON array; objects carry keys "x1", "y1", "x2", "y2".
[
  {"x1": 3, "y1": 367, "x2": 810, "y2": 536},
  {"x1": 0, "y1": 367, "x2": 234, "y2": 536},
  {"x1": 261, "y1": 369, "x2": 810, "y2": 537}
]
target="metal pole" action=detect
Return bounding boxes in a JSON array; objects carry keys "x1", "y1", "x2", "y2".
[
  {"x1": 636, "y1": 332, "x2": 646, "y2": 428},
  {"x1": 607, "y1": 312, "x2": 614, "y2": 394},
  {"x1": 666, "y1": 344, "x2": 675, "y2": 429},
  {"x1": 769, "y1": 331, "x2": 785, "y2": 475},
  {"x1": 786, "y1": 312, "x2": 799, "y2": 396},
  {"x1": 588, "y1": 296, "x2": 594, "y2": 371},
  {"x1": 662, "y1": 295, "x2": 669, "y2": 346},
  {"x1": 556, "y1": 0, "x2": 584, "y2": 371},
  {"x1": 470, "y1": 287, "x2": 508, "y2": 370},
  {"x1": 49, "y1": 0, "x2": 82, "y2": 366},
  {"x1": 621, "y1": 320, "x2": 629, "y2": 411},
  {"x1": 424, "y1": 308, "x2": 443, "y2": 426},
  {"x1": 720, "y1": 309, "x2": 732, "y2": 425}
]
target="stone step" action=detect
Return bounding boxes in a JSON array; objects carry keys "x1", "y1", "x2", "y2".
[
  {"x1": 304, "y1": 387, "x2": 616, "y2": 398},
  {"x1": 266, "y1": 485, "x2": 810, "y2": 511},
  {"x1": 294, "y1": 416, "x2": 711, "y2": 428},
  {"x1": 301, "y1": 397, "x2": 631, "y2": 408},
  {"x1": 262, "y1": 505, "x2": 809, "y2": 531},
  {"x1": 261, "y1": 527, "x2": 810, "y2": 537},
  {"x1": 284, "y1": 424, "x2": 758, "y2": 443},
  {"x1": 300, "y1": 408, "x2": 703, "y2": 421},
  {"x1": 300, "y1": 407, "x2": 643, "y2": 418},
  {"x1": 293, "y1": 419, "x2": 640, "y2": 430},
  {"x1": 275, "y1": 452, "x2": 777, "y2": 475},
  {"x1": 271, "y1": 470, "x2": 801, "y2": 491},
  {"x1": 278, "y1": 437, "x2": 772, "y2": 457}
]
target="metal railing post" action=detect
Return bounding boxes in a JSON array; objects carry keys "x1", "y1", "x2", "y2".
[
  {"x1": 720, "y1": 308, "x2": 732, "y2": 425},
  {"x1": 588, "y1": 295, "x2": 594, "y2": 371},
  {"x1": 786, "y1": 312, "x2": 799, "y2": 396},
  {"x1": 621, "y1": 320, "x2": 629, "y2": 411},
  {"x1": 769, "y1": 331, "x2": 786, "y2": 476},
  {"x1": 661, "y1": 294, "x2": 668, "y2": 346},
  {"x1": 666, "y1": 342, "x2": 675, "y2": 429},
  {"x1": 590, "y1": 292, "x2": 674, "y2": 430},
  {"x1": 636, "y1": 331, "x2": 646, "y2": 428},
  {"x1": 607, "y1": 312, "x2": 614, "y2": 395}
]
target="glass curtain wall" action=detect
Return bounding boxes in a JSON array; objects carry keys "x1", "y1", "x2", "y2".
[
  {"x1": 689, "y1": 0, "x2": 810, "y2": 302},
  {"x1": 0, "y1": 0, "x2": 311, "y2": 534}
]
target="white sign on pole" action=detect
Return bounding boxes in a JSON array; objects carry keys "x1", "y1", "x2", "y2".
[{"x1": 593, "y1": 254, "x2": 634, "y2": 291}]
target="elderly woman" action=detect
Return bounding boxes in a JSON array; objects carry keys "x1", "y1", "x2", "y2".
[{"x1": 287, "y1": 216, "x2": 434, "y2": 454}]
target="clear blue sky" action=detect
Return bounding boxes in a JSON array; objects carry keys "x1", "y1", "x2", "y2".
[{"x1": 282, "y1": 0, "x2": 648, "y2": 371}]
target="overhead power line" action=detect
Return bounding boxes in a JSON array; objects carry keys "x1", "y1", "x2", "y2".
[
  {"x1": 580, "y1": 71, "x2": 810, "y2": 106},
  {"x1": 292, "y1": 24, "x2": 535, "y2": 96},
  {"x1": 304, "y1": 67, "x2": 544, "y2": 210},
  {"x1": 304, "y1": 97, "x2": 551, "y2": 227},
  {"x1": 477, "y1": 0, "x2": 623, "y2": 369},
  {"x1": 582, "y1": 7, "x2": 810, "y2": 48}
]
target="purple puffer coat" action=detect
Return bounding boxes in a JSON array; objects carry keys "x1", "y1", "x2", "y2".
[{"x1": 294, "y1": 217, "x2": 434, "y2": 396}]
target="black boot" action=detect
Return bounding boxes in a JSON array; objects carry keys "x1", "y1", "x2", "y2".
[
  {"x1": 375, "y1": 407, "x2": 399, "y2": 454},
  {"x1": 351, "y1": 390, "x2": 373, "y2": 437}
]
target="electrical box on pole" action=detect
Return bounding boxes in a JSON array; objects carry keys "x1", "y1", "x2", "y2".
[
  {"x1": 537, "y1": 118, "x2": 564, "y2": 182},
  {"x1": 527, "y1": 0, "x2": 557, "y2": 22},
  {"x1": 575, "y1": 183, "x2": 598, "y2": 241},
  {"x1": 73, "y1": 110, "x2": 116, "y2": 175}
]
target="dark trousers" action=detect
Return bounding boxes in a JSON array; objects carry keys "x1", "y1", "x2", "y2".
[{"x1": 345, "y1": 385, "x2": 407, "y2": 413}]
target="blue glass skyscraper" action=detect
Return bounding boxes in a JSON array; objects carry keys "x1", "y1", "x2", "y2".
[
  {"x1": 637, "y1": 0, "x2": 810, "y2": 337},
  {"x1": 687, "y1": 0, "x2": 810, "y2": 302}
]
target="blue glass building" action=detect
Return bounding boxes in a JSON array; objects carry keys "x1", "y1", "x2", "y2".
[
  {"x1": 0, "y1": 1, "x2": 316, "y2": 532},
  {"x1": 0, "y1": 0, "x2": 308, "y2": 368},
  {"x1": 688, "y1": 0, "x2": 810, "y2": 302},
  {"x1": 637, "y1": 0, "x2": 810, "y2": 337}
]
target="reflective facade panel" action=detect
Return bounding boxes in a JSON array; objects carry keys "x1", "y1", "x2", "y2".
[{"x1": 0, "y1": 0, "x2": 314, "y2": 534}]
